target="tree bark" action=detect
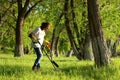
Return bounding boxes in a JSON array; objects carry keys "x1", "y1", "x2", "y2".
[
  {"x1": 66, "y1": 48, "x2": 74, "y2": 57},
  {"x1": 14, "y1": 0, "x2": 42, "y2": 57},
  {"x1": 14, "y1": 0, "x2": 25, "y2": 57},
  {"x1": 51, "y1": 28, "x2": 56, "y2": 57},
  {"x1": 70, "y1": 0, "x2": 81, "y2": 46},
  {"x1": 87, "y1": 0, "x2": 110, "y2": 67},
  {"x1": 83, "y1": 34, "x2": 94, "y2": 60},
  {"x1": 55, "y1": 36, "x2": 60, "y2": 57},
  {"x1": 80, "y1": 1, "x2": 94, "y2": 60},
  {"x1": 14, "y1": 16, "x2": 24, "y2": 56},
  {"x1": 111, "y1": 38, "x2": 120, "y2": 57},
  {"x1": 64, "y1": 0, "x2": 82, "y2": 60},
  {"x1": 70, "y1": 0, "x2": 93, "y2": 60}
]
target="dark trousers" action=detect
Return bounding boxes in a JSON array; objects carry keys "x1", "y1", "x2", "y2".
[{"x1": 33, "y1": 47, "x2": 42, "y2": 69}]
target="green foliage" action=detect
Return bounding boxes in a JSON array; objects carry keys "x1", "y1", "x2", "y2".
[
  {"x1": 0, "y1": 1, "x2": 16, "y2": 48},
  {"x1": 0, "y1": 53, "x2": 120, "y2": 80},
  {"x1": 100, "y1": 0, "x2": 120, "y2": 40},
  {"x1": 59, "y1": 29, "x2": 71, "y2": 52},
  {"x1": 0, "y1": 0, "x2": 120, "y2": 54},
  {"x1": 0, "y1": 24, "x2": 15, "y2": 48},
  {"x1": 116, "y1": 45, "x2": 120, "y2": 52}
]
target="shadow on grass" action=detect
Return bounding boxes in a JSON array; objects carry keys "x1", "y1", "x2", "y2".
[
  {"x1": 0, "y1": 64, "x2": 31, "y2": 77},
  {"x1": 0, "y1": 61, "x2": 118, "y2": 79},
  {"x1": 61, "y1": 65, "x2": 116, "y2": 79},
  {"x1": 56, "y1": 60, "x2": 78, "y2": 62}
]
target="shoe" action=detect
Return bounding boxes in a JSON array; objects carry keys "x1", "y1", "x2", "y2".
[
  {"x1": 36, "y1": 64, "x2": 40, "y2": 70},
  {"x1": 32, "y1": 66, "x2": 38, "y2": 71}
]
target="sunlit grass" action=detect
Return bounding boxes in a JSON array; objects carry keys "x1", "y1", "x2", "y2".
[{"x1": 0, "y1": 51, "x2": 120, "y2": 80}]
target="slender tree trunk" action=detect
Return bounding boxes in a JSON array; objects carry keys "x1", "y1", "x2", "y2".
[
  {"x1": 66, "y1": 48, "x2": 74, "y2": 57},
  {"x1": 106, "y1": 39, "x2": 112, "y2": 55},
  {"x1": 112, "y1": 41, "x2": 117, "y2": 57},
  {"x1": 51, "y1": 13, "x2": 63, "y2": 57},
  {"x1": 70, "y1": 0, "x2": 81, "y2": 46},
  {"x1": 55, "y1": 27, "x2": 64, "y2": 57},
  {"x1": 55, "y1": 36, "x2": 60, "y2": 57},
  {"x1": 87, "y1": 0, "x2": 110, "y2": 67},
  {"x1": 111, "y1": 38, "x2": 120, "y2": 57},
  {"x1": 64, "y1": 0, "x2": 82, "y2": 60},
  {"x1": 71, "y1": 0, "x2": 84, "y2": 59},
  {"x1": 70, "y1": 0, "x2": 93, "y2": 59},
  {"x1": 51, "y1": 29, "x2": 56, "y2": 57},
  {"x1": 80, "y1": 1, "x2": 94, "y2": 60}
]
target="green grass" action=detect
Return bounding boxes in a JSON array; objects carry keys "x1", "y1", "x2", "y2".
[{"x1": 0, "y1": 51, "x2": 120, "y2": 80}]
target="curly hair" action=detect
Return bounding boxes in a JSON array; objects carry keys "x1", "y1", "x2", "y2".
[{"x1": 41, "y1": 22, "x2": 50, "y2": 30}]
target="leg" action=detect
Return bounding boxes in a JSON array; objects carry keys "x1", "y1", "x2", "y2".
[{"x1": 32, "y1": 47, "x2": 42, "y2": 70}]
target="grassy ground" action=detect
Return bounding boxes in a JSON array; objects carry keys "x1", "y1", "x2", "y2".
[{"x1": 0, "y1": 51, "x2": 120, "y2": 80}]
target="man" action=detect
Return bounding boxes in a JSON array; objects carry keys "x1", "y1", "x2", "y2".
[{"x1": 29, "y1": 22, "x2": 50, "y2": 71}]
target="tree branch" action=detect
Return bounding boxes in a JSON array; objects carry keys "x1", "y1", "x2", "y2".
[
  {"x1": 24, "y1": 0, "x2": 43, "y2": 19},
  {"x1": 1, "y1": 3, "x2": 13, "y2": 19},
  {"x1": 22, "y1": 0, "x2": 30, "y2": 15}
]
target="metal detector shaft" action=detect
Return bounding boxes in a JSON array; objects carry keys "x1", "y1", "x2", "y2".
[
  {"x1": 37, "y1": 41, "x2": 59, "y2": 68},
  {"x1": 44, "y1": 50, "x2": 58, "y2": 69}
]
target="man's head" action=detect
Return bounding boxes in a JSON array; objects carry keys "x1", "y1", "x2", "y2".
[{"x1": 41, "y1": 22, "x2": 50, "y2": 31}]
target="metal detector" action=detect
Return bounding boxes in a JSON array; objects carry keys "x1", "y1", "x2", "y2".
[
  {"x1": 43, "y1": 47, "x2": 59, "y2": 69},
  {"x1": 38, "y1": 41, "x2": 59, "y2": 69},
  {"x1": 29, "y1": 33, "x2": 59, "y2": 70}
]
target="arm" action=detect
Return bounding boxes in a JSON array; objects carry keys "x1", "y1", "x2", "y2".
[
  {"x1": 29, "y1": 27, "x2": 39, "y2": 40},
  {"x1": 29, "y1": 32, "x2": 36, "y2": 39},
  {"x1": 29, "y1": 32, "x2": 39, "y2": 43}
]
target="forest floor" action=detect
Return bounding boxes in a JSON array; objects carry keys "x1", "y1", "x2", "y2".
[{"x1": 0, "y1": 50, "x2": 120, "y2": 80}]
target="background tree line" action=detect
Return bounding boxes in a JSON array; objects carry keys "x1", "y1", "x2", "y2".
[{"x1": 0, "y1": 0, "x2": 120, "y2": 67}]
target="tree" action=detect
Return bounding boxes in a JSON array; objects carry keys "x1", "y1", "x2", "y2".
[
  {"x1": 87, "y1": 0, "x2": 110, "y2": 67},
  {"x1": 99, "y1": 0, "x2": 120, "y2": 57},
  {"x1": 14, "y1": 0, "x2": 42, "y2": 57},
  {"x1": 63, "y1": 0, "x2": 94, "y2": 60},
  {"x1": 51, "y1": 12, "x2": 64, "y2": 57},
  {"x1": 64, "y1": 0, "x2": 82, "y2": 60},
  {"x1": 70, "y1": 0, "x2": 94, "y2": 60}
]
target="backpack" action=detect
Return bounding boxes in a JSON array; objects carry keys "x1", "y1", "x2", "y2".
[{"x1": 28, "y1": 32, "x2": 33, "y2": 39}]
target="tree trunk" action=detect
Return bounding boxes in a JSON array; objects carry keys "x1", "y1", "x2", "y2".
[
  {"x1": 70, "y1": 0, "x2": 81, "y2": 46},
  {"x1": 87, "y1": 0, "x2": 110, "y2": 67},
  {"x1": 51, "y1": 29, "x2": 56, "y2": 57},
  {"x1": 80, "y1": 1, "x2": 94, "y2": 60},
  {"x1": 71, "y1": 0, "x2": 93, "y2": 60},
  {"x1": 14, "y1": 0, "x2": 42, "y2": 57},
  {"x1": 14, "y1": 17, "x2": 24, "y2": 57},
  {"x1": 64, "y1": 0, "x2": 82, "y2": 60},
  {"x1": 51, "y1": 12, "x2": 63, "y2": 57},
  {"x1": 112, "y1": 41, "x2": 117, "y2": 57},
  {"x1": 66, "y1": 48, "x2": 74, "y2": 57},
  {"x1": 106, "y1": 39, "x2": 112, "y2": 56},
  {"x1": 111, "y1": 38, "x2": 120, "y2": 57},
  {"x1": 83, "y1": 34, "x2": 94, "y2": 60},
  {"x1": 55, "y1": 36, "x2": 60, "y2": 57}
]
